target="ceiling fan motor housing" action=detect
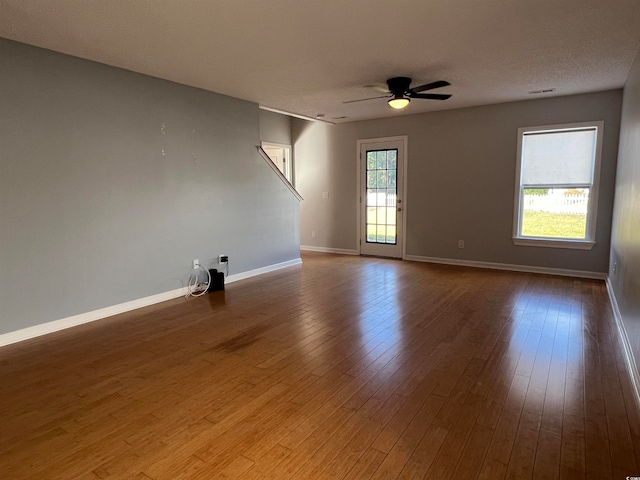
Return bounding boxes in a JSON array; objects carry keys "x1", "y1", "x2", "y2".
[{"x1": 387, "y1": 77, "x2": 412, "y2": 95}]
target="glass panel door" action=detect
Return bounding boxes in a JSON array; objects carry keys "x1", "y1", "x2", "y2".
[{"x1": 360, "y1": 138, "x2": 405, "y2": 258}]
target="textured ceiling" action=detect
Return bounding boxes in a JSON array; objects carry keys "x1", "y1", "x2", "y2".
[{"x1": 1, "y1": 0, "x2": 640, "y2": 123}]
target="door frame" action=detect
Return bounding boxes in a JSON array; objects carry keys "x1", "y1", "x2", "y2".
[
  {"x1": 261, "y1": 141, "x2": 293, "y2": 185},
  {"x1": 356, "y1": 135, "x2": 408, "y2": 258}
]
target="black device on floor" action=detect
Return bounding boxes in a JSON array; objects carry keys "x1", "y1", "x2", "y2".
[{"x1": 207, "y1": 269, "x2": 225, "y2": 292}]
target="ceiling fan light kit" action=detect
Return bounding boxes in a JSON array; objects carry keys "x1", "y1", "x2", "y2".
[{"x1": 388, "y1": 95, "x2": 410, "y2": 109}]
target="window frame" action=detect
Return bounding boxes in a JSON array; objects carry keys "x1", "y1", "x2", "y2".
[{"x1": 512, "y1": 121, "x2": 604, "y2": 250}]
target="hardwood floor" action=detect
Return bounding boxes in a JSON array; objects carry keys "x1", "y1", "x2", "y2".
[{"x1": 1, "y1": 252, "x2": 639, "y2": 479}]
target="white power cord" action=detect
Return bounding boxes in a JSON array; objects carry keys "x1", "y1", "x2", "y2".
[{"x1": 186, "y1": 264, "x2": 212, "y2": 298}]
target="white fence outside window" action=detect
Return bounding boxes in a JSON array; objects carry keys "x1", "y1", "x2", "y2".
[{"x1": 523, "y1": 193, "x2": 588, "y2": 214}]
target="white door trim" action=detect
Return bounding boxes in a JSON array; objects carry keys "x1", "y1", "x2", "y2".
[
  {"x1": 261, "y1": 141, "x2": 293, "y2": 184},
  {"x1": 356, "y1": 135, "x2": 408, "y2": 258}
]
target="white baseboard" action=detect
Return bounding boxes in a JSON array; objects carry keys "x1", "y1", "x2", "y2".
[
  {"x1": 0, "y1": 257, "x2": 302, "y2": 348},
  {"x1": 225, "y1": 258, "x2": 302, "y2": 283},
  {"x1": 300, "y1": 246, "x2": 358, "y2": 255},
  {"x1": 299, "y1": 248, "x2": 605, "y2": 279},
  {"x1": 606, "y1": 277, "x2": 640, "y2": 409},
  {"x1": 403, "y1": 254, "x2": 607, "y2": 280},
  {"x1": 0, "y1": 287, "x2": 188, "y2": 348}
]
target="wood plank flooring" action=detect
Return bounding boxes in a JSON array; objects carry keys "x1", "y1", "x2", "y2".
[{"x1": 1, "y1": 252, "x2": 639, "y2": 479}]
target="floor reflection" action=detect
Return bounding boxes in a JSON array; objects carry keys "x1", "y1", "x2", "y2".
[
  {"x1": 505, "y1": 287, "x2": 585, "y2": 416},
  {"x1": 355, "y1": 261, "x2": 404, "y2": 370}
]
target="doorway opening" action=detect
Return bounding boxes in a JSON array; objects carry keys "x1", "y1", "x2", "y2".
[{"x1": 261, "y1": 142, "x2": 293, "y2": 185}]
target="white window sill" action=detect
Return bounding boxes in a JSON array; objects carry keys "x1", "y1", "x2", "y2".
[{"x1": 512, "y1": 237, "x2": 596, "y2": 250}]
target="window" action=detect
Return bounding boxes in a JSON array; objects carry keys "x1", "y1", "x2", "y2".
[{"x1": 512, "y1": 121, "x2": 603, "y2": 250}]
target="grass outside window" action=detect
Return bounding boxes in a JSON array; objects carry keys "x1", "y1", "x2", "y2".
[{"x1": 521, "y1": 211, "x2": 587, "y2": 239}]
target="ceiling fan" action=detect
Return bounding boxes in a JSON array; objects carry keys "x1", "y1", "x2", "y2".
[{"x1": 345, "y1": 77, "x2": 451, "y2": 110}]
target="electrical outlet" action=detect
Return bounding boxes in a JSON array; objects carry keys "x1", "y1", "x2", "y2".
[
  {"x1": 613, "y1": 262, "x2": 617, "y2": 274},
  {"x1": 218, "y1": 255, "x2": 228, "y2": 264},
  {"x1": 458, "y1": 240, "x2": 465, "y2": 249},
  {"x1": 312, "y1": 230, "x2": 317, "y2": 238},
  {"x1": 193, "y1": 259, "x2": 199, "y2": 269}
]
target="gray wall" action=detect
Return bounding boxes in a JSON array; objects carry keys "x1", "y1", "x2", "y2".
[
  {"x1": 295, "y1": 90, "x2": 622, "y2": 273},
  {"x1": 259, "y1": 109, "x2": 292, "y2": 145},
  {"x1": 0, "y1": 39, "x2": 300, "y2": 335},
  {"x1": 610, "y1": 48, "x2": 640, "y2": 363}
]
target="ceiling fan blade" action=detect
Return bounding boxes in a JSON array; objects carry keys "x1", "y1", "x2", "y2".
[
  {"x1": 343, "y1": 95, "x2": 389, "y2": 104},
  {"x1": 363, "y1": 84, "x2": 391, "y2": 94},
  {"x1": 409, "y1": 93, "x2": 452, "y2": 100},
  {"x1": 410, "y1": 80, "x2": 450, "y2": 93}
]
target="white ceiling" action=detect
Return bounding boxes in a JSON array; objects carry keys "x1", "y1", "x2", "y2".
[{"x1": 1, "y1": 0, "x2": 640, "y2": 123}]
